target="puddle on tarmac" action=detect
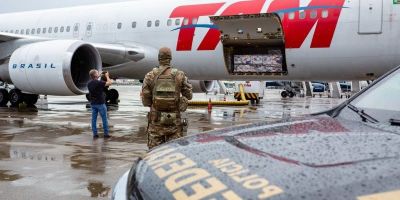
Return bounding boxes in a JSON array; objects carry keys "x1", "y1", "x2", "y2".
[{"x1": 87, "y1": 181, "x2": 111, "y2": 198}]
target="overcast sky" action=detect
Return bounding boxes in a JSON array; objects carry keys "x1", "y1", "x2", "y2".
[{"x1": 0, "y1": 0, "x2": 131, "y2": 13}]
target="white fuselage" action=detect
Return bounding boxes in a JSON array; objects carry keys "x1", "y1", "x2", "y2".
[{"x1": 1, "y1": 0, "x2": 399, "y2": 81}]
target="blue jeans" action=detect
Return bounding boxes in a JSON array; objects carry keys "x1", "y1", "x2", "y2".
[{"x1": 91, "y1": 104, "x2": 109, "y2": 136}]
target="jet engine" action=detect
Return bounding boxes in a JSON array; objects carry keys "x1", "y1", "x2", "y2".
[
  {"x1": 3, "y1": 40, "x2": 101, "y2": 95},
  {"x1": 190, "y1": 80, "x2": 216, "y2": 93}
]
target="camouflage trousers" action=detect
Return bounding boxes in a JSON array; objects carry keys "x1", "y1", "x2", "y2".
[{"x1": 147, "y1": 123, "x2": 183, "y2": 149}]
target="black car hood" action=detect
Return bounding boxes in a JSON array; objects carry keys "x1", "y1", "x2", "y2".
[{"x1": 134, "y1": 116, "x2": 400, "y2": 200}]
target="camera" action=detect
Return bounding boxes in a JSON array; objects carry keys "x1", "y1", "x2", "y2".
[{"x1": 100, "y1": 71, "x2": 108, "y2": 81}]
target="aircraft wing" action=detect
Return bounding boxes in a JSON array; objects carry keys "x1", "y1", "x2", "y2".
[
  {"x1": 0, "y1": 32, "x2": 152, "y2": 67},
  {"x1": 91, "y1": 42, "x2": 147, "y2": 66},
  {"x1": 0, "y1": 32, "x2": 41, "y2": 43},
  {"x1": 0, "y1": 32, "x2": 22, "y2": 42}
]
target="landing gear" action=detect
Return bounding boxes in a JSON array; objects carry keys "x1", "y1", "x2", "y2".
[
  {"x1": 9, "y1": 89, "x2": 23, "y2": 106},
  {"x1": 86, "y1": 94, "x2": 91, "y2": 101},
  {"x1": 24, "y1": 94, "x2": 39, "y2": 105},
  {"x1": 86, "y1": 88, "x2": 120, "y2": 105},
  {"x1": 281, "y1": 91, "x2": 288, "y2": 98},
  {"x1": 281, "y1": 90, "x2": 295, "y2": 98},
  {"x1": 9, "y1": 89, "x2": 39, "y2": 107},
  {"x1": 288, "y1": 91, "x2": 295, "y2": 98},
  {"x1": 106, "y1": 89, "x2": 119, "y2": 105},
  {"x1": 0, "y1": 88, "x2": 9, "y2": 106}
]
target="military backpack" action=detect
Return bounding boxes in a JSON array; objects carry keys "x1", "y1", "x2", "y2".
[{"x1": 152, "y1": 67, "x2": 180, "y2": 112}]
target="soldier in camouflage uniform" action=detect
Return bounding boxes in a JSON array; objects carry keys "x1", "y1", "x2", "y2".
[{"x1": 141, "y1": 47, "x2": 193, "y2": 149}]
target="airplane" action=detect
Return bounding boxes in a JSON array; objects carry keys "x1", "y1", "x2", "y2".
[{"x1": 0, "y1": 0, "x2": 398, "y2": 107}]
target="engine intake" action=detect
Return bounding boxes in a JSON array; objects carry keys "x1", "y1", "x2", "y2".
[
  {"x1": 8, "y1": 40, "x2": 101, "y2": 95},
  {"x1": 190, "y1": 80, "x2": 216, "y2": 93}
]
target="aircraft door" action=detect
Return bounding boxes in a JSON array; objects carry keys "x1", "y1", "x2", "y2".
[
  {"x1": 73, "y1": 23, "x2": 80, "y2": 38},
  {"x1": 359, "y1": 0, "x2": 383, "y2": 34}
]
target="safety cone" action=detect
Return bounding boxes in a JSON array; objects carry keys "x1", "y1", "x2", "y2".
[{"x1": 208, "y1": 98, "x2": 212, "y2": 112}]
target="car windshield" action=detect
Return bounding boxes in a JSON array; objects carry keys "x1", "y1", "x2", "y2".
[{"x1": 346, "y1": 67, "x2": 400, "y2": 123}]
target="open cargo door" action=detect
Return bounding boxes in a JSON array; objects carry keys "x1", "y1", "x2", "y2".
[{"x1": 210, "y1": 13, "x2": 287, "y2": 76}]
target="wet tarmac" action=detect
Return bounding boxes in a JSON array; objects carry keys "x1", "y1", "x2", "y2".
[{"x1": 0, "y1": 86, "x2": 345, "y2": 200}]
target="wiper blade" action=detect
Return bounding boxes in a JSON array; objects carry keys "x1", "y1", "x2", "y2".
[
  {"x1": 348, "y1": 104, "x2": 379, "y2": 123},
  {"x1": 389, "y1": 119, "x2": 400, "y2": 126}
]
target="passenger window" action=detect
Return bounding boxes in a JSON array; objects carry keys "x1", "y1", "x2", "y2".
[
  {"x1": 54, "y1": 27, "x2": 58, "y2": 33},
  {"x1": 132, "y1": 21, "x2": 137, "y2": 28},
  {"x1": 43, "y1": 28, "x2": 46, "y2": 34},
  {"x1": 147, "y1": 21, "x2": 152, "y2": 27},
  {"x1": 74, "y1": 25, "x2": 79, "y2": 31},
  {"x1": 155, "y1": 20, "x2": 160, "y2": 27},
  {"x1": 26, "y1": 29, "x2": 30, "y2": 35},
  {"x1": 87, "y1": 24, "x2": 92, "y2": 31},
  {"x1": 66, "y1": 26, "x2": 71, "y2": 32},
  {"x1": 117, "y1": 23, "x2": 122, "y2": 29},
  {"x1": 60, "y1": 26, "x2": 64, "y2": 33},
  {"x1": 15, "y1": 30, "x2": 19, "y2": 34},
  {"x1": 299, "y1": 11, "x2": 306, "y2": 20},
  {"x1": 48, "y1": 27, "x2": 52, "y2": 33},
  {"x1": 21, "y1": 29, "x2": 24, "y2": 34},
  {"x1": 31, "y1": 28, "x2": 35, "y2": 34},
  {"x1": 192, "y1": 18, "x2": 198, "y2": 24},
  {"x1": 288, "y1": 12, "x2": 295, "y2": 20},
  {"x1": 37, "y1": 28, "x2": 41, "y2": 34},
  {"x1": 322, "y1": 10, "x2": 329, "y2": 18},
  {"x1": 167, "y1": 19, "x2": 172, "y2": 26},
  {"x1": 175, "y1": 19, "x2": 181, "y2": 25},
  {"x1": 10, "y1": 30, "x2": 14, "y2": 33},
  {"x1": 183, "y1": 18, "x2": 189, "y2": 25},
  {"x1": 310, "y1": 10, "x2": 317, "y2": 19}
]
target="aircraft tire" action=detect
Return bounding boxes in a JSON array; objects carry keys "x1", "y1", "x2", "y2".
[
  {"x1": 107, "y1": 89, "x2": 119, "y2": 104},
  {"x1": 288, "y1": 91, "x2": 295, "y2": 98},
  {"x1": 281, "y1": 91, "x2": 288, "y2": 98},
  {"x1": 0, "y1": 89, "x2": 9, "y2": 106},
  {"x1": 9, "y1": 89, "x2": 23, "y2": 107},
  {"x1": 86, "y1": 94, "x2": 91, "y2": 102},
  {"x1": 24, "y1": 94, "x2": 39, "y2": 105}
]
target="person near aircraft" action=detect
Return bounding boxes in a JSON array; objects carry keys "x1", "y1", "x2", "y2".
[
  {"x1": 88, "y1": 69, "x2": 113, "y2": 139},
  {"x1": 141, "y1": 47, "x2": 193, "y2": 149}
]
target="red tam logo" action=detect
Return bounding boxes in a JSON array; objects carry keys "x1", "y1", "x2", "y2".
[{"x1": 170, "y1": 0, "x2": 346, "y2": 51}]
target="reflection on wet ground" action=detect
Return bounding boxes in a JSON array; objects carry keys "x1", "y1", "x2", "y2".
[
  {"x1": 0, "y1": 170, "x2": 22, "y2": 182},
  {"x1": 0, "y1": 86, "x2": 344, "y2": 199},
  {"x1": 87, "y1": 181, "x2": 111, "y2": 198}
]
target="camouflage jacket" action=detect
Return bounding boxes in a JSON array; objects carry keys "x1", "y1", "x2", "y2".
[{"x1": 141, "y1": 65, "x2": 193, "y2": 110}]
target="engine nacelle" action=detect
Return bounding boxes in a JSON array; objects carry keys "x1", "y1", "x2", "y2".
[
  {"x1": 190, "y1": 80, "x2": 216, "y2": 93},
  {"x1": 8, "y1": 40, "x2": 101, "y2": 95}
]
